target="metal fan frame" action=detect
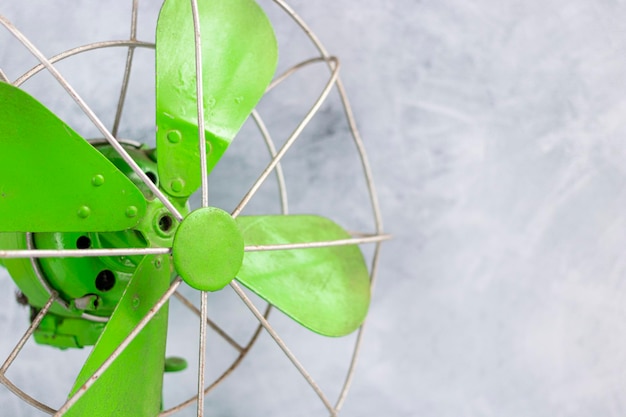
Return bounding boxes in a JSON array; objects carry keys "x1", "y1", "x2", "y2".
[{"x1": 0, "y1": 1, "x2": 385, "y2": 416}]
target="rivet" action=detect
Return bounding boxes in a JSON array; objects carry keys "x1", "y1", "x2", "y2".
[
  {"x1": 170, "y1": 179, "x2": 184, "y2": 193},
  {"x1": 77, "y1": 206, "x2": 91, "y2": 219},
  {"x1": 126, "y1": 206, "x2": 138, "y2": 218},
  {"x1": 92, "y1": 174, "x2": 105, "y2": 187},
  {"x1": 167, "y1": 130, "x2": 182, "y2": 144},
  {"x1": 132, "y1": 295, "x2": 140, "y2": 310},
  {"x1": 154, "y1": 256, "x2": 162, "y2": 269}
]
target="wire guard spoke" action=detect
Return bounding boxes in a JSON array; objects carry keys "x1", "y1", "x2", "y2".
[
  {"x1": 111, "y1": 0, "x2": 140, "y2": 137},
  {"x1": 159, "y1": 304, "x2": 272, "y2": 417},
  {"x1": 0, "y1": 294, "x2": 58, "y2": 415},
  {"x1": 174, "y1": 292, "x2": 244, "y2": 352},
  {"x1": 188, "y1": 0, "x2": 209, "y2": 414},
  {"x1": 271, "y1": 2, "x2": 387, "y2": 407},
  {"x1": 197, "y1": 291, "x2": 208, "y2": 417},
  {"x1": 0, "y1": 247, "x2": 171, "y2": 259},
  {"x1": 334, "y1": 242, "x2": 383, "y2": 414},
  {"x1": 1, "y1": 294, "x2": 57, "y2": 374},
  {"x1": 252, "y1": 110, "x2": 289, "y2": 215},
  {"x1": 230, "y1": 56, "x2": 340, "y2": 218},
  {"x1": 270, "y1": 0, "x2": 384, "y2": 235},
  {"x1": 189, "y1": 0, "x2": 209, "y2": 210},
  {"x1": 244, "y1": 233, "x2": 391, "y2": 252},
  {"x1": 0, "y1": 15, "x2": 184, "y2": 223},
  {"x1": 230, "y1": 281, "x2": 337, "y2": 416},
  {"x1": 18, "y1": 234, "x2": 109, "y2": 324},
  {"x1": 54, "y1": 278, "x2": 183, "y2": 417}
]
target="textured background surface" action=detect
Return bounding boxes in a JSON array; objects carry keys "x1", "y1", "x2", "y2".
[{"x1": 3, "y1": 0, "x2": 626, "y2": 416}]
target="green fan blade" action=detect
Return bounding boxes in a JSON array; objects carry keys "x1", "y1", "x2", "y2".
[
  {"x1": 236, "y1": 215, "x2": 371, "y2": 337},
  {"x1": 65, "y1": 255, "x2": 170, "y2": 417},
  {"x1": 156, "y1": 0, "x2": 278, "y2": 197},
  {"x1": 0, "y1": 82, "x2": 146, "y2": 232}
]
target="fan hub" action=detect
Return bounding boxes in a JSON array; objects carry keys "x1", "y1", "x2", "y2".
[{"x1": 172, "y1": 207, "x2": 244, "y2": 291}]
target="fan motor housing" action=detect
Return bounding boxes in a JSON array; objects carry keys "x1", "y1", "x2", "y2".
[{"x1": 0, "y1": 143, "x2": 188, "y2": 349}]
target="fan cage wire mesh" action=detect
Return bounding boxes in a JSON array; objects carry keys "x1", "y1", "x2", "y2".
[{"x1": 0, "y1": 0, "x2": 386, "y2": 416}]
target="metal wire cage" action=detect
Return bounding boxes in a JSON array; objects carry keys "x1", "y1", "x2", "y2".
[{"x1": 0, "y1": 1, "x2": 386, "y2": 415}]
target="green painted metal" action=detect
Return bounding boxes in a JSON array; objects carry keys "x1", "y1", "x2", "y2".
[
  {"x1": 66, "y1": 255, "x2": 170, "y2": 417},
  {"x1": 34, "y1": 314, "x2": 105, "y2": 349},
  {"x1": 0, "y1": 232, "x2": 70, "y2": 317},
  {"x1": 0, "y1": 144, "x2": 188, "y2": 349},
  {"x1": 173, "y1": 207, "x2": 244, "y2": 291},
  {"x1": 164, "y1": 356, "x2": 188, "y2": 373},
  {"x1": 0, "y1": 229, "x2": 139, "y2": 321},
  {"x1": 155, "y1": 0, "x2": 278, "y2": 197},
  {"x1": 92, "y1": 144, "x2": 189, "y2": 249},
  {"x1": 0, "y1": 82, "x2": 147, "y2": 232},
  {"x1": 236, "y1": 215, "x2": 371, "y2": 337},
  {"x1": 35, "y1": 231, "x2": 140, "y2": 316}
]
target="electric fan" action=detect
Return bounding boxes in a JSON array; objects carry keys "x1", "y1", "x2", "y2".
[{"x1": 0, "y1": 0, "x2": 386, "y2": 415}]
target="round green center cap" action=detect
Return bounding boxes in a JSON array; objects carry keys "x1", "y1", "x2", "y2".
[{"x1": 172, "y1": 207, "x2": 244, "y2": 291}]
